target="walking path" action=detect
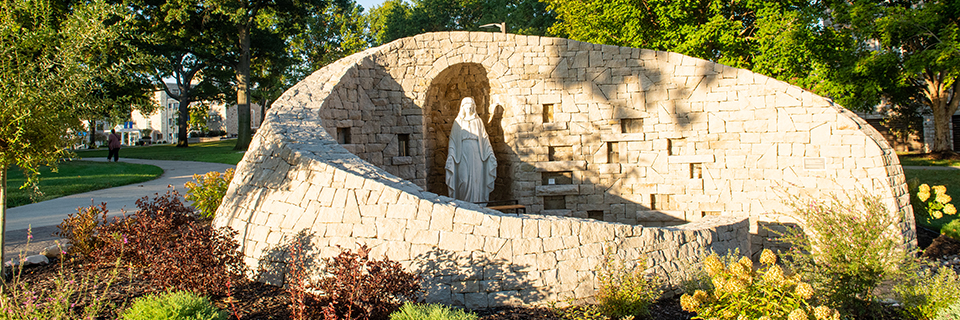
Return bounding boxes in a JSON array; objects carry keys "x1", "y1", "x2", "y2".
[
  {"x1": 3, "y1": 158, "x2": 235, "y2": 261},
  {"x1": 903, "y1": 166, "x2": 960, "y2": 170}
]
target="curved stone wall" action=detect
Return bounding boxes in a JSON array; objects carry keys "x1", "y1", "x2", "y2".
[{"x1": 214, "y1": 32, "x2": 913, "y2": 307}]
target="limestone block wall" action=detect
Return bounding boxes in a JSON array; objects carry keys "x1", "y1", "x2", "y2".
[{"x1": 215, "y1": 31, "x2": 914, "y2": 306}]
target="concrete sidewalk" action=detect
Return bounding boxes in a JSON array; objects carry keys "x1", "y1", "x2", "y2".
[{"x1": 3, "y1": 157, "x2": 235, "y2": 260}]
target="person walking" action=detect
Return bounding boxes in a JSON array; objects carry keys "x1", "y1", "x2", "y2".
[{"x1": 107, "y1": 129, "x2": 121, "y2": 162}]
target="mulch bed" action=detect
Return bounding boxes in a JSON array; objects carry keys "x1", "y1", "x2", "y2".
[{"x1": 6, "y1": 228, "x2": 960, "y2": 320}]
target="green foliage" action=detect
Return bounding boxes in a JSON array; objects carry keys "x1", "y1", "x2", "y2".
[
  {"x1": 896, "y1": 267, "x2": 960, "y2": 320},
  {"x1": 541, "y1": 0, "x2": 828, "y2": 87},
  {"x1": 0, "y1": 232, "x2": 118, "y2": 319},
  {"x1": 367, "y1": 0, "x2": 555, "y2": 46},
  {"x1": 778, "y1": 191, "x2": 912, "y2": 316},
  {"x1": 552, "y1": 304, "x2": 609, "y2": 320},
  {"x1": 389, "y1": 303, "x2": 478, "y2": 320},
  {"x1": 937, "y1": 300, "x2": 960, "y2": 320},
  {"x1": 594, "y1": 247, "x2": 661, "y2": 319},
  {"x1": 120, "y1": 290, "x2": 227, "y2": 320},
  {"x1": 184, "y1": 168, "x2": 235, "y2": 219},
  {"x1": 904, "y1": 169, "x2": 960, "y2": 232},
  {"x1": 680, "y1": 250, "x2": 839, "y2": 320},
  {"x1": 56, "y1": 202, "x2": 110, "y2": 256},
  {"x1": 943, "y1": 220, "x2": 960, "y2": 242},
  {"x1": 915, "y1": 183, "x2": 958, "y2": 221}
]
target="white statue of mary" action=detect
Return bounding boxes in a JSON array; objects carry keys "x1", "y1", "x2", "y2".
[{"x1": 445, "y1": 97, "x2": 497, "y2": 203}]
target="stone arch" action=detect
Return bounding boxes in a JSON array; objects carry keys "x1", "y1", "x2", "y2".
[{"x1": 423, "y1": 63, "x2": 512, "y2": 200}]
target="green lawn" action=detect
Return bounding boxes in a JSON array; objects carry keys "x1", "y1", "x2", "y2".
[
  {"x1": 74, "y1": 139, "x2": 245, "y2": 165},
  {"x1": 897, "y1": 153, "x2": 960, "y2": 167},
  {"x1": 6, "y1": 161, "x2": 163, "y2": 208}
]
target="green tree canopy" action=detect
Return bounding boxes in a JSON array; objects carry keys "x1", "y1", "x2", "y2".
[
  {"x1": 368, "y1": 0, "x2": 556, "y2": 46},
  {"x1": 0, "y1": 0, "x2": 149, "y2": 269}
]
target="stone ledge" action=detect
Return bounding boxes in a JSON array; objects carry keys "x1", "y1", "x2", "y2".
[
  {"x1": 536, "y1": 184, "x2": 580, "y2": 196},
  {"x1": 535, "y1": 161, "x2": 587, "y2": 171},
  {"x1": 667, "y1": 155, "x2": 715, "y2": 163}
]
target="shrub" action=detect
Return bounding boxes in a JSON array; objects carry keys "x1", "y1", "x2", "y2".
[
  {"x1": 91, "y1": 190, "x2": 246, "y2": 296},
  {"x1": 311, "y1": 244, "x2": 422, "y2": 320},
  {"x1": 896, "y1": 267, "x2": 960, "y2": 319},
  {"x1": 943, "y1": 220, "x2": 960, "y2": 242},
  {"x1": 1, "y1": 230, "x2": 118, "y2": 319},
  {"x1": 56, "y1": 202, "x2": 109, "y2": 256},
  {"x1": 184, "y1": 168, "x2": 234, "y2": 219},
  {"x1": 120, "y1": 290, "x2": 227, "y2": 320},
  {"x1": 777, "y1": 191, "x2": 912, "y2": 315},
  {"x1": 389, "y1": 303, "x2": 478, "y2": 320},
  {"x1": 914, "y1": 183, "x2": 958, "y2": 222},
  {"x1": 594, "y1": 247, "x2": 661, "y2": 319},
  {"x1": 552, "y1": 304, "x2": 609, "y2": 320},
  {"x1": 680, "y1": 249, "x2": 840, "y2": 320},
  {"x1": 937, "y1": 301, "x2": 960, "y2": 320}
]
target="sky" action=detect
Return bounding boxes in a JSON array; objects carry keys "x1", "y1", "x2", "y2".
[{"x1": 355, "y1": 0, "x2": 387, "y2": 11}]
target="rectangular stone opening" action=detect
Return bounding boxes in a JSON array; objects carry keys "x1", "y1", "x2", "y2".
[
  {"x1": 548, "y1": 146, "x2": 573, "y2": 161},
  {"x1": 544, "y1": 195, "x2": 566, "y2": 210},
  {"x1": 337, "y1": 127, "x2": 351, "y2": 144},
  {"x1": 542, "y1": 104, "x2": 555, "y2": 123},
  {"x1": 398, "y1": 134, "x2": 410, "y2": 157},
  {"x1": 651, "y1": 194, "x2": 671, "y2": 210},
  {"x1": 607, "y1": 142, "x2": 619, "y2": 164},
  {"x1": 666, "y1": 139, "x2": 673, "y2": 155},
  {"x1": 690, "y1": 163, "x2": 702, "y2": 179},
  {"x1": 541, "y1": 171, "x2": 573, "y2": 185},
  {"x1": 702, "y1": 211, "x2": 721, "y2": 217},
  {"x1": 588, "y1": 210, "x2": 604, "y2": 220},
  {"x1": 621, "y1": 118, "x2": 643, "y2": 133},
  {"x1": 803, "y1": 157, "x2": 826, "y2": 170}
]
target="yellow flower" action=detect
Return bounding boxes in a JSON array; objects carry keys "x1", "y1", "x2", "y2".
[
  {"x1": 764, "y1": 265, "x2": 785, "y2": 283},
  {"x1": 945, "y1": 204, "x2": 957, "y2": 215},
  {"x1": 933, "y1": 185, "x2": 947, "y2": 195},
  {"x1": 693, "y1": 289, "x2": 710, "y2": 302},
  {"x1": 814, "y1": 306, "x2": 832, "y2": 320},
  {"x1": 713, "y1": 277, "x2": 726, "y2": 292},
  {"x1": 933, "y1": 210, "x2": 944, "y2": 219},
  {"x1": 920, "y1": 184, "x2": 931, "y2": 193},
  {"x1": 737, "y1": 315, "x2": 749, "y2": 320},
  {"x1": 918, "y1": 190, "x2": 931, "y2": 202},
  {"x1": 738, "y1": 256, "x2": 753, "y2": 269},
  {"x1": 759, "y1": 317, "x2": 771, "y2": 320},
  {"x1": 728, "y1": 278, "x2": 748, "y2": 293},
  {"x1": 937, "y1": 193, "x2": 952, "y2": 204},
  {"x1": 788, "y1": 308, "x2": 808, "y2": 320},
  {"x1": 795, "y1": 282, "x2": 814, "y2": 300},
  {"x1": 730, "y1": 260, "x2": 750, "y2": 278},
  {"x1": 680, "y1": 294, "x2": 699, "y2": 311},
  {"x1": 760, "y1": 249, "x2": 777, "y2": 265},
  {"x1": 704, "y1": 254, "x2": 724, "y2": 277}
]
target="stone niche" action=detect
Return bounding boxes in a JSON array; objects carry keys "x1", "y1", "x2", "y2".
[{"x1": 214, "y1": 32, "x2": 914, "y2": 308}]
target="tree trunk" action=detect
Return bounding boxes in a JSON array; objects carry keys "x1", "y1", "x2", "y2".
[
  {"x1": 932, "y1": 108, "x2": 952, "y2": 152},
  {"x1": 1, "y1": 166, "x2": 7, "y2": 275},
  {"x1": 88, "y1": 120, "x2": 97, "y2": 149},
  {"x1": 234, "y1": 24, "x2": 252, "y2": 151},
  {"x1": 259, "y1": 97, "x2": 272, "y2": 126},
  {"x1": 177, "y1": 88, "x2": 190, "y2": 148}
]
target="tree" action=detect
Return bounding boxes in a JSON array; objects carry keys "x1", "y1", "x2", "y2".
[
  {"x1": 0, "y1": 0, "x2": 145, "y2": 271},
  {"x1": 816, "y1": 0, "x2": 960, "y2": 153},
  {"x1": 543, "y1": 0, "x2": 829, "y2": 86},
  {"x1": 133, "y1": 0, "x2": 232, "y2": 148},
  {"x1": 367, "y1": 0, "x2": 556, "y2": 46},
  {"x1": 205, "y1": 0, "x2": 335, "y2": 151}
]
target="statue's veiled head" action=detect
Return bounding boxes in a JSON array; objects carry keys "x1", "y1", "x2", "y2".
[{"x1": 459, "y1": 97, "x2": 476, "y2": 117}]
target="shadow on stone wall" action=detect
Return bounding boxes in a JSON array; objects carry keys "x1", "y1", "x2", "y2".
[
  {"x1": 412, "y1": 247, "x2": 547, "y2": 308},
  {"x1": 255, "y1": 230, "x2": 320, "y2": 286}
]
